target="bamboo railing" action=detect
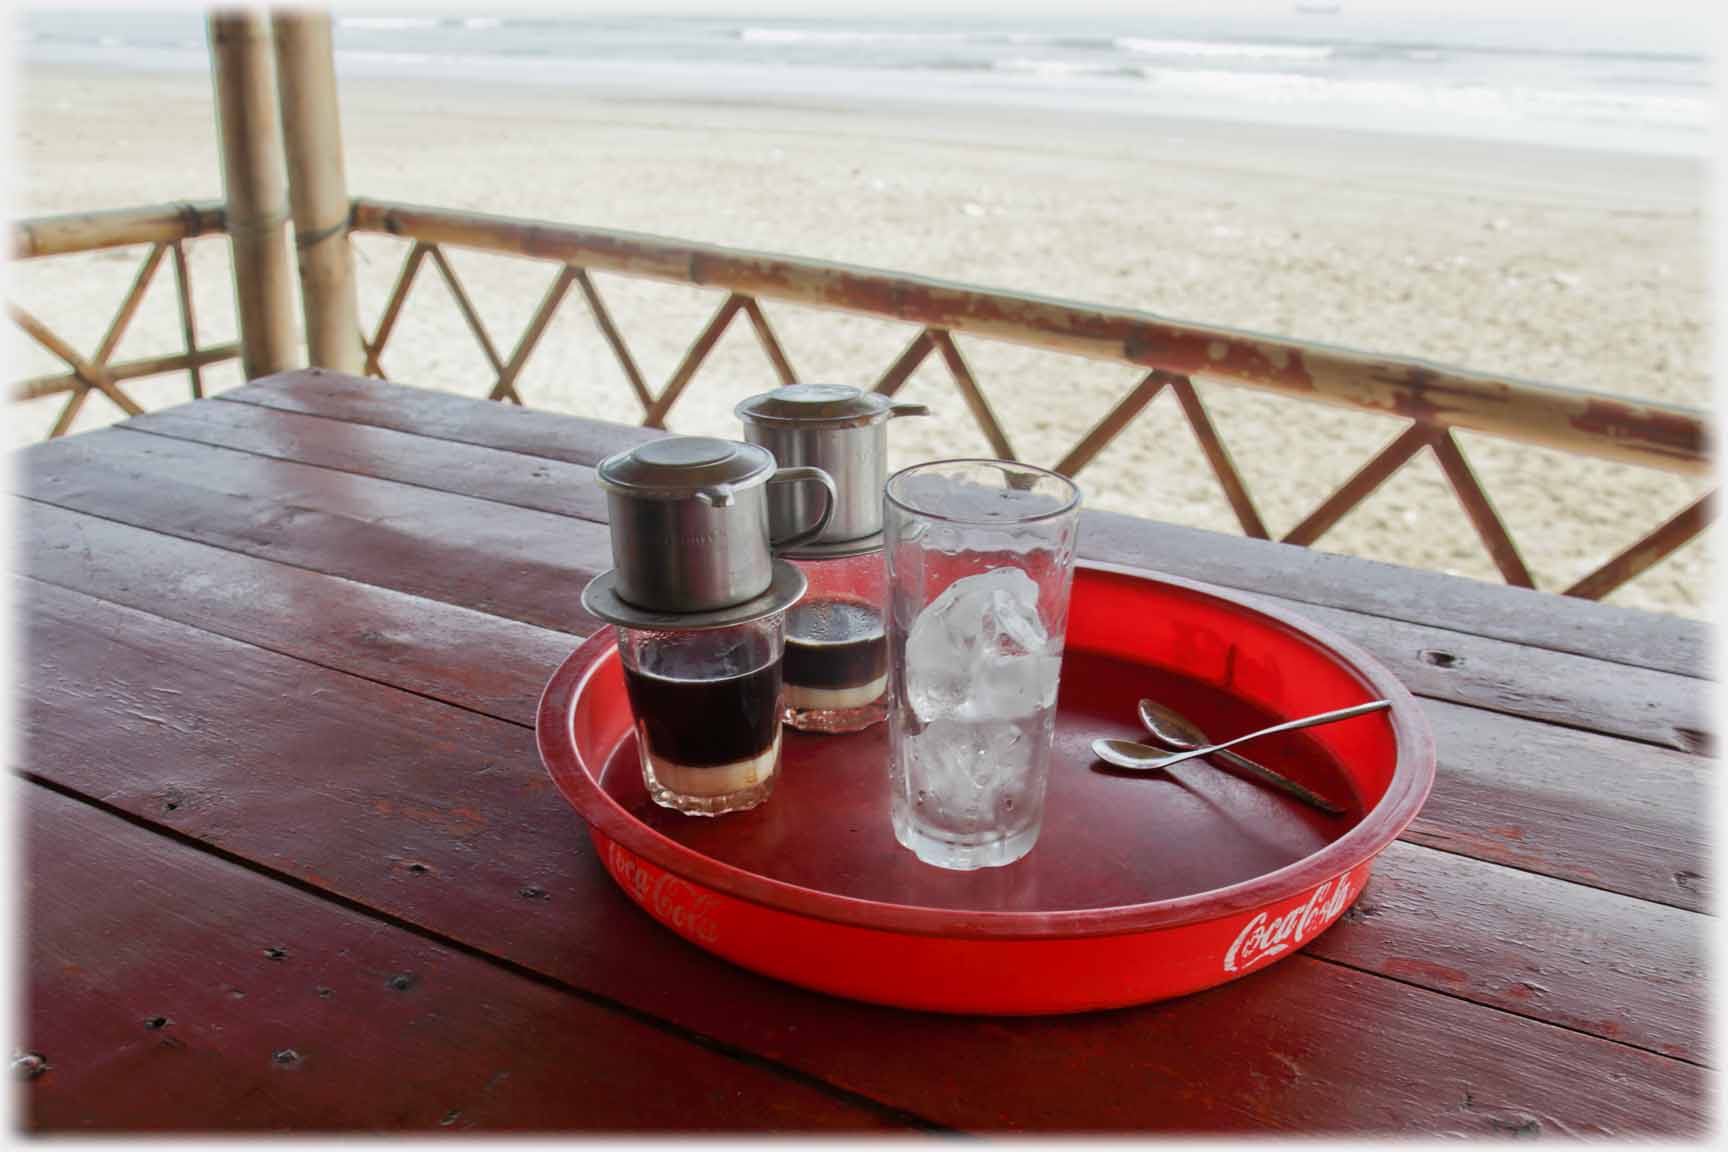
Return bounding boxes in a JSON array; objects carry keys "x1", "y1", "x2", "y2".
[
  {"x1": 10, "y1": 202, "x2": 237, "y2": 435},
  {"x1": 8, "y1": 197, "x2": 1715, "y2": 605},
  {"x1": 345, "y1": 198, "x2": 1712, "y2": 601}
]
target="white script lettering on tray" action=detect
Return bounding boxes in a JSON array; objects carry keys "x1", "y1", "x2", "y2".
[
  {"x1": 605, "y1": 840, "x2": 721, "y2": 945},
  {"x1": 1223, "y1": 876, "x2": 1353, "y2": 973}
]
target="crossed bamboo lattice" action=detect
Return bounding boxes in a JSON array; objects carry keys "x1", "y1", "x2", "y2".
[
  {"x1": 357, "y1": 238, "x2": 1713, "y2": 603},
  {"x1": 11, "y1": 240, "x2": 238, "y2": 436},
  {"x1": 6, "y1": 215, "x2": 1712, "y2": 605}
]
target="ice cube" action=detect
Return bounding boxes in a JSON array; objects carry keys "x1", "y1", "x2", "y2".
[
  {"x1": 905, "y1": 568, "x2": 1060, "y2": 723},
  {"x1": 908, "y1": 717, "x2": 1031, "y2": 819}
]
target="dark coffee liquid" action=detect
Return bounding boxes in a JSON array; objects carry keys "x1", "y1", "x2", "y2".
[
  {"x1": 622, "y1": 662, "x2": 782, "y2": 767},
  {"x1": 783, "y1": 598, "x2": 888, "y2": 690}
]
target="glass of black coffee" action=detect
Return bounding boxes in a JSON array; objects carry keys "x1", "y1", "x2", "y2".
[
  {"x1": 782, "y1": 549, "x2": 888, "y2": 733},
  {"x1": 617, "y1": 615, "x2": 785, "y2": 815}
]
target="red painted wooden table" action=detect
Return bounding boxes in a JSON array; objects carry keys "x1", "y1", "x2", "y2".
[{"x1": 16, "y1": 370, "x2": 1710, "y2": 1134}]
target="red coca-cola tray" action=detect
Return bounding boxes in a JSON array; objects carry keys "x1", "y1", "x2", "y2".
[{"x1": 538, "y1": 562, "x2": 1435, "y2": 1014}]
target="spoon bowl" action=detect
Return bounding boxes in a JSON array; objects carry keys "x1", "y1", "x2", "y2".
[
  {"x1": 1091, "y1": 699, "x2": 1390, "y2": 816},
  {"x1": 1137, "y1": 699, "x2": 1215, "y2": 751},
  {"x1": 1133, "y1": 698, "x2": 1349, "y2": 816}
]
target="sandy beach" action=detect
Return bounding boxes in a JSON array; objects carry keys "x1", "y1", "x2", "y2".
[{"x1": 9, "y1": 61, "x2": 1712, "y2": 617}]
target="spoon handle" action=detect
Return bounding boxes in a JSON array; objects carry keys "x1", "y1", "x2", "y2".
[
  {"x1": 1212, "y1": 747, "x2": 1347, "y2": 816},
  {"x1": 1156, "y1": 699, "x2": 1390, "y2": 772}
]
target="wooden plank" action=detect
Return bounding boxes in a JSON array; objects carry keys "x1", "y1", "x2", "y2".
[
  {"x1": 25, "y1": 420, "x2": 1704, "y2": 753},
  {"x1": 20, "y1": 784, "x2": 906, "y2": 1133},
  {"x1": 21, "y1": 500, "x2": 582, "y2": 725},
  {"x1": 220, "y1": 373, "x2": 1710, "y2": 679},
  {"x1": 17, "y1": 580, "x2": 1704, "y2": 1134},
  {"x1": 1308, "y1": 840, "x2": 1705, "y2": 1064},
  {"x1": 18, "y1": 560, "x2": 1701, "y2": 1065},
  {"x1": 1079, "y1": 507, "x2": 1710, "y2": 681},
  {"x1": 231, "y1": 368, "x2": 666, "y2": 465},
  {"x1": 126, "y1": 400, "x2": 610, "y2": 523},
  {"x1": 20, "y1": 569, "x2": 1707, "y2": 1057},
  {"x1": 106, "y1": 389, "x2": 1708, "y2": 752},
  {"x1": 1407, "y1": 698, "x2": 1705, "y2": 914},
  {"x1": 18, "y1": 429, "x2": 612, "y2": 635},
  {"x1": 20, "y1": 501, "x2": 1704, "y2": 913},
  {"x1": 1217, "y1": 585, "x2": 1712, "y2": 754}
]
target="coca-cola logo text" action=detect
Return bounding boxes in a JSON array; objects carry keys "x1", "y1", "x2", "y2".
[
  {"x1": 1223, "y1": 876, "x2": 1353, "y2": 973},
  {"x1": 605, "y1": 840, "x2": 721, "y2": 945}
]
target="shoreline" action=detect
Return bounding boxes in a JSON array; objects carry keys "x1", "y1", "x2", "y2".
[
  {"x1": 15, "y1": 59, "x2": 1704, "y2": 212},
  {"x1": 19, "y1": 36, "x2": 1712, "y2": 164}
]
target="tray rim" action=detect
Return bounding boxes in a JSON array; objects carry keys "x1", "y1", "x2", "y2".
[{"x1": 537, "y1": 560, "x2": 1437, "y2": 940}]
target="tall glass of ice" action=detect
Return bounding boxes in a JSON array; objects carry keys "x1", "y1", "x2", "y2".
[{"x1": 883, "y1": 459, "x2": 1081, "y2": 870}]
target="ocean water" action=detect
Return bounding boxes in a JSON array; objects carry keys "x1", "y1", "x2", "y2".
[{"x1": 18, "y1": 9, "x2": 1714, "y2": 156}]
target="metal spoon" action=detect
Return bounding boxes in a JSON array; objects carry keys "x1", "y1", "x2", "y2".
[
  {"x1": 1092, "y1": 699, "x2": 1389, "y2": 801},
  {"x1": 1134, "y1": 699, "x2": 1347, "y2": 816}
]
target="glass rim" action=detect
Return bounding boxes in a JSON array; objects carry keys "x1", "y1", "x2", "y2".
[{"x1": 884, "y1": 458, "x2": 1082, "y2": 527}]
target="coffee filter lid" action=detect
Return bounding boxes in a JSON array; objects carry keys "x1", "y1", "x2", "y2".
[
  {"x1": 735, "y1": 384, "x2": 898, "y2": 430},
  {"x1": 597, "y1": 437, "x2": 774, "y2": 497}
]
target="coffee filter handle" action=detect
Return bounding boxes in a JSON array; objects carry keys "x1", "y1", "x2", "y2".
[{"x1": 767, "y1": 466, "x2": 838, "y2": 549}]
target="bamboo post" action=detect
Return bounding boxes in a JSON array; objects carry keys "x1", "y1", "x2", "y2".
[
  {"x1": 208, "y1": 10, "x2": 296, "y2": 380},
  {"x1": 271, "y1": 10, "x2": 361, "y2": 373}
]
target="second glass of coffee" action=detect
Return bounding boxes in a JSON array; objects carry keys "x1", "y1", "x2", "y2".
[
  {"x1": 780, "y1": 547, "x2": 889, "y2": 732},
  {"x1": 736, "y1": 384, "x2": 927, "y2": 734}
]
